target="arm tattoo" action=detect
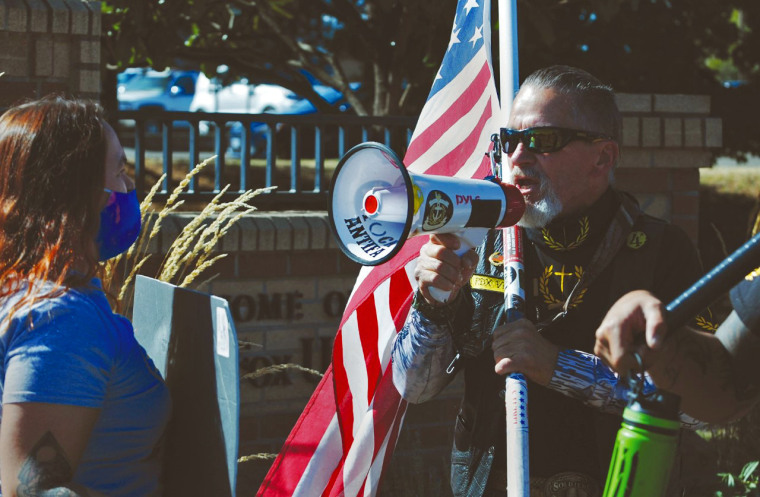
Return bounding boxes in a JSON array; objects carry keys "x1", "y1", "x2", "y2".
[
  {"x1": 16, "y1": 431, "x2": 92, "y2": 497},
  {"x1": 663, "y1": 328, "x2": 735, "y2": 393}
]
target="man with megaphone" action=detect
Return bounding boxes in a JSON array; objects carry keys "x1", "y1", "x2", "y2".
[{"x1": 391, "y1": 65, "x2": 712, "y2": 497}]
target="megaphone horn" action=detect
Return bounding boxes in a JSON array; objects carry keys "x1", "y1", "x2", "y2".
[{"x1": 329, "y1": 142, "x2": 525, "y2": 272}]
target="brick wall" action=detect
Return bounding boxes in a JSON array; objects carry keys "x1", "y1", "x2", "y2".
[
  {"x1": 0, "y1": 0, "x2": 101, "y2": 107},
  {"x1": 615, "y1": 93, "x2": 720, "y2": 242}
]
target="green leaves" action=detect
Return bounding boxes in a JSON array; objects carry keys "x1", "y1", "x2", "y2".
[
  {"x1": 718, "y1": 460, "x2": 759, "y2": 496},
  {"x1": 740, "y1": 461, "x2": 759, "y2": 483}
]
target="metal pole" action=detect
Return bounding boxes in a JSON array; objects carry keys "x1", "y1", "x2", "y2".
[
  {"x1": 503, "y1": 226, "x2": 529, "y2": 497},
  {"x1": 666, "y1": 232, "x2": 760, "y2": 329},
  {"x1": 499, "y1": 0, "x2": 519, "y2": 122},
  {"x1": 498, "y1": 0, "x2": 529, "y2": 495}
]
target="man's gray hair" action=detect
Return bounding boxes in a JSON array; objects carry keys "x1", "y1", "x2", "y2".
[{"x1": 521, "y1": 65, "x2": 622, "y2": 143}]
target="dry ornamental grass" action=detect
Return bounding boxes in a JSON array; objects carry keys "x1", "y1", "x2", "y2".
[{"x1": 101, "y1": 155, "x2": 275, "y2": 308}]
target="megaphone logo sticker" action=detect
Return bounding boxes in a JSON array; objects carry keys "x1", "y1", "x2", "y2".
[
  {"x1": 412, "y1": 183, "x2": 424, "y2": 215},
  {"x1": 422, "y1": 190, "x2": 453, "y2": 231}
]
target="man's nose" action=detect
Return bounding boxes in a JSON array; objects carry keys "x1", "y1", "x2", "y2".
[
  {"x1": 508, "y1": 142, "x2": 535, "y2": 167},
  {"x1": 509, "y1": 142, "x2": 533, "y2": 162}
]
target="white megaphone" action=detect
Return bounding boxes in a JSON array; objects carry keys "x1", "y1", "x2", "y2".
[{"x1": 328, "y1": 142, "x2": 525, "y2": 302}]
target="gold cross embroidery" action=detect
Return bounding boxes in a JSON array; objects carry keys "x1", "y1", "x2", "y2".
[
  {"x1": 554, "y1": 265, "x2": 573, "y2": 293},
  {"x1": 539, "y1": 265, "x2": 588, "y2": 309}
]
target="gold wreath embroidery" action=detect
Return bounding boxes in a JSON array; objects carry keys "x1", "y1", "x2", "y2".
[
  {"x1": 541, "y1": 216, "x2": 590, "y2": 251},
  {"x1": 694, "y1": 315, "x2": 718, "y2": 333},
  {"x1": 539, "y1": 265, "x2": 588, "y2": 310},
  {"x1": 693, "y1": 308, "x2": 718, "y2": 333}
]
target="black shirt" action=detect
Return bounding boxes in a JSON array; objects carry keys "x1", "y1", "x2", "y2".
[{"x1": 478, "y1": 189, "x2": 704, "y2": 480}]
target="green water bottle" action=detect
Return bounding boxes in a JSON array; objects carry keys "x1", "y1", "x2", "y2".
[{"x1": 602, "y1": 387, "x2": 681, "y2": 497}]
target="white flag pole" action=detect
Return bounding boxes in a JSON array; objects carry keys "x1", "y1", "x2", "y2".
[
  {"x1": 499, "y1": 0, "x2": 519, "y2": 121},
  {"x1": 498, "y1": 1, "x2": 530, "y2": 496}
]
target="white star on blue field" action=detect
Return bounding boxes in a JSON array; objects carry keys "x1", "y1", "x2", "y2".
[{"x1": 429, "y1": 0, "x2": 486, "y2": 98}]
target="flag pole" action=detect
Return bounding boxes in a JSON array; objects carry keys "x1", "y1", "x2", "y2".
[
  {"x1": 498, "y1": 0, "x2": 530, "y2": 496},
  {"x1": 498, "y1": 0, "x2": 519, "y2": 120}
]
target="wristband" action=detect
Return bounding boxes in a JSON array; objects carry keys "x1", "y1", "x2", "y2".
[{"x1": 412, "y1": 290, "x2": 460, "y2": 324}]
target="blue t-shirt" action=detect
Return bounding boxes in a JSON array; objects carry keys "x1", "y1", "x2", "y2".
[
  {"x1": 731, "y1": 276, "x2": 760, "y2": 334},
  {"x1": 0, "y1": 279, "x2": 171, "y2": 497}
]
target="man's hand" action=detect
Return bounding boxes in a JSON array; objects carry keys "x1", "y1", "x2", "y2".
[
  {"x1": 414, "y1": 233, "x2": 478, "y2": 305},
  {"x1": 492, "y1": 318, "x2": 559, "y2": 386},
  {"x1": 594, "y1": 290, "x2": 668, "y2": 374}
]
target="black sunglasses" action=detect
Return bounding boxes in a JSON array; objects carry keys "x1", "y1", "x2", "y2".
[{"x1": 499, "y1": 126, "x2": 612, "y2": 155}]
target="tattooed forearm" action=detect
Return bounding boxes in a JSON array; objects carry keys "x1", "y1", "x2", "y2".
[
  {"x1": 15, "y1": 431, "x2": 91, "y2": 497},
  {"x1": 647, "y1": 311, "x2": 760, "y2": 423},
  {"x1": 658, "y1": 326, "x2": 731, "y2": 392}
]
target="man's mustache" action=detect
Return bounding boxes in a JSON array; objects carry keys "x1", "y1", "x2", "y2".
[{"x1": 509, "y1": 167, "x2": 547, "y2": 186}]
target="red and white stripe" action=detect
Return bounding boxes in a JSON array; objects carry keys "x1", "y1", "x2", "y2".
[{"x1": 259, "y1": 1, "x2": 501, "y2": 494}]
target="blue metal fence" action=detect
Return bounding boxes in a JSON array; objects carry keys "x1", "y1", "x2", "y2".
[{"x1": 117, "y1": 110, "x2": 417, "y2": 210}]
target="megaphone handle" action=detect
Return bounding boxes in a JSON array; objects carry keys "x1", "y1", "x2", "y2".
[{"x1": 428, "y1": 228, "x2": 488, "y2": 304}]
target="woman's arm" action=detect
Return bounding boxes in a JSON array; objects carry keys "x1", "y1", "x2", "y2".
[{"x1": 0, "y1": 402, "x2": 106, "y2": 497}]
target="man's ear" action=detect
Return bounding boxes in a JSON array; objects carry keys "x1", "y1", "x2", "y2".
[{"x1": 594, "y1": 140, "x2": 619, "y2": 175}]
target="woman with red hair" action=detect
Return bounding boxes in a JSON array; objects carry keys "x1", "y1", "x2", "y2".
[{"x1": 0, "y1": 96, "x2": 170, "y2": 497}]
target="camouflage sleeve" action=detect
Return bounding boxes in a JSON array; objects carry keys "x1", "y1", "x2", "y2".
[
  {"x1": 391, "y1": 308, "x2": 460, "y2": 404},
  {"x1": 547, "y1": 349, "x2": 707, "y2": 429}
]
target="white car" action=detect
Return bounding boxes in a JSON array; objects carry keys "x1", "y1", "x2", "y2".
[
  {"x1": 189, "y1": 76, "x2": 299, "y2": 114},
  {"x1": 118, "y1": 68, "x2": 303, "y2": 116},
  {"x1": 117, "y1": 67, "x2": 299, "y2": 134},
  {"x1": 189, "y1": 75, "x2": 301, "y2": 135},
  {"x1": 227, "y1": 83, "x2": 360, "y2": 157}
]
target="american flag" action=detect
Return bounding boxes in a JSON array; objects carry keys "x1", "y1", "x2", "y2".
[{"x1": 258, "y1": 0, "x2": 500, "y2": 494}]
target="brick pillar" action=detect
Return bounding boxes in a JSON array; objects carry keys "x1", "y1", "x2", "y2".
[
  {"x1": 0, "y1": 0, "x2": 101, "y2": 107},
  {"x1": 615, "y1": 93, "x2": 722, "y2": 243}
]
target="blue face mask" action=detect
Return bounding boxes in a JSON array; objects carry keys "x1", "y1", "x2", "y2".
[{"x1": 96, "y1": 189, "x2": 142, "y2": 261}]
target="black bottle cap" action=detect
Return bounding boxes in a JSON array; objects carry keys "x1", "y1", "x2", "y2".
[{"x1": 627, "y1": 389, "x2": 681, "y2": 421}]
